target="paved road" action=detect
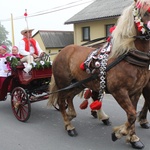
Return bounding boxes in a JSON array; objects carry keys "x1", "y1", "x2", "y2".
[{"x1": 0, "y1": 94, "x2": 150, "y2": 150}]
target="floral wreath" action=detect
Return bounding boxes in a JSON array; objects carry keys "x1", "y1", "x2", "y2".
[{"x1": 133, "y1": 2, "x2": 150, "y2": 34}]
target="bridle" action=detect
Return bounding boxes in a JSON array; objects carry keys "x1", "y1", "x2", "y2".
[{"x1": 133, "y1": 4, "x2": 150, "y2": 40}]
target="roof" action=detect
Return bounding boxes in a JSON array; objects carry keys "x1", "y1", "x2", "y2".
[
  {"x1": 65, "y1": 0, "x2": 133, "y2": 24},
  {"x1": 33, "y1": 30, "x2": 74, "y2": 48}
]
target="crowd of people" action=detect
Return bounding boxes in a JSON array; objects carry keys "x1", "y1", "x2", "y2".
[{"x1": 0, "y1": 28, "x2": 44, "y2": 93}]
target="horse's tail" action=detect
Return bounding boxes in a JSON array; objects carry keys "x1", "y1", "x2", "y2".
[{"x1": 47, "y1": 75, "x2": 58, "y2": 107}]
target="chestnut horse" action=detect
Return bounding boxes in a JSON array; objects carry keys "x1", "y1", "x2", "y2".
[{"x1": 48, "y1": 0, "x2": 150, "y2": 149}]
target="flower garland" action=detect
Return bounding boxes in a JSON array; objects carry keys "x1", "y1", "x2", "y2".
[
  {"x1": 31, "y1": 60, "x2": 52, "y2": 69},
  {"x1": 133, "y1": 2, "x2": 150, "y2": 34},
  {"x1": 6, "y1": 56, "x2": 52, "y2": 70},
  {"x1": 133, "y1": 6, "x2": 146, "y2": 34},
  {"x1": 6, "y1": 56, "x2": 20, "y2": 69}
]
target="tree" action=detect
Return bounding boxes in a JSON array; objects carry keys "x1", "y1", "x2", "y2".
[{"x1": 0, "y1": 23, "x2": 12, "y2": 48}]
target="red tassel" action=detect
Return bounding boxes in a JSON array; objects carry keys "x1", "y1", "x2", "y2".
[
  {"x1": 80, "y1": 62, "x2": 85, "y2": 70},
  {"x1": 84, "y1": 89, "x2": 92, "y2": 99},
  {"x1": 90, "y1": 100, "x2": 102, "y2": 110},
  {"x1": 80, "y1": 99, "x2": 88, "y2": 109}
]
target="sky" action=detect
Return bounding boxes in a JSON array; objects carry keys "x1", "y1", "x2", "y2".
[{"x1": 0, "y1": 0, "x2": 94, "y2": 47}]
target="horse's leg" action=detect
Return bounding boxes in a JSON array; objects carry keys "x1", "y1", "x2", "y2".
[
  {"x1": 66, "y1": 98, "x2": 77, "y2": 121},
  {"x1": 57, "y1": 93, "x2": 78, "y2": 136},
  {"x1": 91, "y1": 91, "x2": 111, "y2": 125},
  {"x1": 137, "y1": 85, "x2": 150, "y2": 129},
  {"x1": 111, "y1": 91, "x2": 144, "y2": 149},
  {"x1": 97, "y1": 108, "x2": 111, "y2": 125},
  {"x1": 137, "y1": 101, "x2": 150, "y2": 128}
]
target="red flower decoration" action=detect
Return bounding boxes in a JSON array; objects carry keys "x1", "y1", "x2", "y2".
[
  {"x1": 90, "y1": 100, "x2": 102, "y2": 110},
  {"x1": 109, "y1": 26, "x2": 116, "y2": 33},
  {"x1": 136, "y1": 22, "x2": 141, "y2": 27},
  {"x1": 136, "y1": 22, "x2": 142, "y2": 32},
  {"x1": 148, "y1": 7, "x2": 150, "y2": 13},
  {"x1": 24, "y1": 12, "x2": 28, "y2": 16},
  {"x1": 138, "y1": 26, "x2": 142, "y2": 32},
  {"x1": 106, "y1": 37, "x2": 111, "y2": 42}
]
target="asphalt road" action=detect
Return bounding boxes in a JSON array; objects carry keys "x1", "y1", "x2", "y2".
[{"x1": 0, "y1": 94, "x2": 150, "y2": 150}]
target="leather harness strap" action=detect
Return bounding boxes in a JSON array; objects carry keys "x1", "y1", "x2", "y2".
[{"x1": 124, "y1": 49, "x2": 150, "y2": 67}]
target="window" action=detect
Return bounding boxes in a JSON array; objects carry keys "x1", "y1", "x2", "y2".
[
  {"x1": 82, "y1": 27, "x2": 90, "y2": 41},
  {"x1": 106, "y1": 24, "x2": 115, "y2": 37}
]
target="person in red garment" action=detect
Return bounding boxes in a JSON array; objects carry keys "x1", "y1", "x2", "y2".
[
  {"x1": 0, "y1": 45, "x2": 11, "y2": 93},
  {"x1": 11, "y1": 46, "x2": 20, "y2": 58},
  {"x1": 18, "y1": 28, "x2": 44, "y2": 73}
]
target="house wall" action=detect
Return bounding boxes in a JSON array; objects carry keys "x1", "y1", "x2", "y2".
[
  {"x1": 33, "y1": 34, "x2": 61, "y2": 61},
  {"x1": 33, "y1": 34, "x2": 46, "y2": 52},
  {"x1": 73, "y1": 18, "x2": 117, "y2": 45}
]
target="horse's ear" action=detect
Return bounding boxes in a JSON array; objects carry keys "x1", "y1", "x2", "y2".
[{"x1": 134, "y1": 0, "x2": 137, "y2": 2}]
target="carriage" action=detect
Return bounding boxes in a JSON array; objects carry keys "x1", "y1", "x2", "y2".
[{"x1": 0, "y1": 63, "x2": 52, "y2": 122}]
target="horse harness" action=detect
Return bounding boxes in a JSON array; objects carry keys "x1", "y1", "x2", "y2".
[
  {"x1": 47, "y1": 37, "x2": 150, "y2": 97},
  {"x1": 78, "y1": 41, "x2": 150, "y2": 100}
]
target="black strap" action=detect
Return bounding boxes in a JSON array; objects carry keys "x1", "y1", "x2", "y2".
[
  {"x1": 48, "y1": 74, "x2": 98, "y2": 94},
  {"x1": 48, "y1": 53, "x2": 128, "y2": 95},
  {"x1": 106, "y1": 53, "x2": 128, "y2": 72},
  {"x1": 133, "y1": 35, "x2": 150, "y2": 40}
]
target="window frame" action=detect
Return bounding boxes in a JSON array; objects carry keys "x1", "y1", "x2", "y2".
[
  {"x1": 105, "y1": 24, "x2": 115, "y2": 37},
  {"x1": 82, "y1": 26, "x2": 90, "y2": 41}
]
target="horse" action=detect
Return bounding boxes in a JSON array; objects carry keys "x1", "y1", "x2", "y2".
[{"x1": 48, "y1": 0, "x2": 150, "y2": 149}]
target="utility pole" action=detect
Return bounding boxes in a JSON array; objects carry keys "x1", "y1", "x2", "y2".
[{"x1": 11, "y1": 13, "x2": 15, "y2": 46}]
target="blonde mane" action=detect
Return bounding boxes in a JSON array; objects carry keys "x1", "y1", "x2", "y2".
[{"x1": 110, "y1": 0, "x2": 150, "y2": 58}]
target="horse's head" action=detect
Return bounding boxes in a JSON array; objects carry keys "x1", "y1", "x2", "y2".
[
  {"x1": 133, "y1": 0, "x2": 150, "y2": 38},
  {"x1": 110, "y1": 0, "x2": 150, "y2": 57}
]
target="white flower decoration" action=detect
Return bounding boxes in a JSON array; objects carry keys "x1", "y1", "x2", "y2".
[{"x1": 40, "y1": 60, "x2": 45, "y2": 65}]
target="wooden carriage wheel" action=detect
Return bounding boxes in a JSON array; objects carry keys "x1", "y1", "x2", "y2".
[{"x1": 11, "y1": 87, "x2": 31, "y2": 122}]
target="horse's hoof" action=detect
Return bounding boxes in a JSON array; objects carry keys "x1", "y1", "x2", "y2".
[
  {"x1": 130, "y1": 140, "x2": 144, "y2": 149},
  {"x1": 140, "y1": 122, "x2": 150, "y2": 129},
  {"x1": 91, "y1": 110, "x2": 97, "y2": 118},
  {"x1": 111, "y1": 132, "x2": 118, "y2": 141},
  {"x1": 102, "y1": 118, "x2": 111, "y2": 126},
  {"x1": 67, "y1": 129, "x2": 78, "y2": 137}
]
